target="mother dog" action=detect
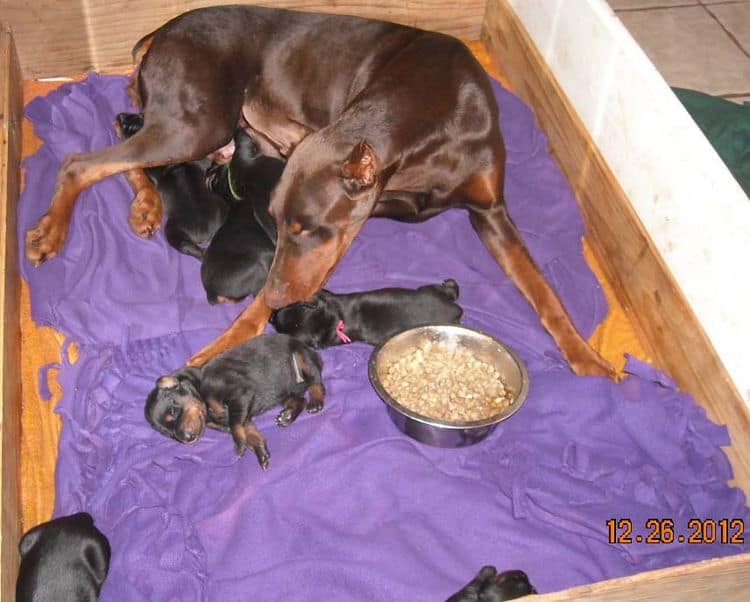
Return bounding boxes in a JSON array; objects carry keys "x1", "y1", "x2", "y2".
[{"x1": 25, "y1": 5, "x2": 614, "y2": 378}]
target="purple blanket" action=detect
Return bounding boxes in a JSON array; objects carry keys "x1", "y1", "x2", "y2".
[{"x1": 20, "y1": 74, "x2": 748, "y2": 600}]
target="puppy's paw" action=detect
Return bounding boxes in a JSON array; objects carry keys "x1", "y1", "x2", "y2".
[
  {"x1": 129, "y1": 187, "x2": 163, "y2": 237},
  {"x1": 25, "y1": 213, "x2": 68, "y2": 266},
  {"x1": 275, "y1": 409, "x2": 295, "y2": 427},
  {"x1": 253, "y1": 444, "x2": 270, "y2": 470},
  {"x1": 234, "y1": 438, "x2": 247, "y2": 457},
  {"x1": 306, "y1": 399, "x2": 324, "y2": 414}
]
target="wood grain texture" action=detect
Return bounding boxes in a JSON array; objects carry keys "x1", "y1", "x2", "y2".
[
  {"x1": 0, "y1": 0, "x2": 486, "y2": 78},
  {"x1": 0, "y1": 20, "x2": 23, "y2": 601},
  {"x1": 17, "y1": 79, "x2": 71, "y2": 533},
  {"x1": 536, "y1": 554, "x2": 750, "y2": 602},
  {"x1": 482, "y1": 0, "x2": 750, "y2": 495}
]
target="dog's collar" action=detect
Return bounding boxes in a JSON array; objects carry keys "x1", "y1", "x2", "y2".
[
  {"x1": 226, "y1": 164, "x2": 242, "y2": 201},
  {"x1": 336, "y1": 320, "x2": 352, "y2": 344}
]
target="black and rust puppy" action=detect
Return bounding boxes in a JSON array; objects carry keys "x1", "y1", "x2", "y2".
[
  {"x1": 201, "y1": 129, "x2": 281, "y2": 303},
  {"x1": 270, "y1": 279, "x2": 463, "y2": 348},
  {"x1": 116, "y1": 112, "x2": 229, "y2": 259},
  {"x1": 17, "y1": 512, "x2": 111, "y2": 602},
  {"x1": 446, "y1": 566, "x2": 537, "y2": 602},
  {"x1": 145, "y1": 334, "x2": 324, "y2": 468}
]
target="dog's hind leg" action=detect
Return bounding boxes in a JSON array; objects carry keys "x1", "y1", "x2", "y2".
[
  {"x1": 462, "y1": 164, "x2": 617, "y2": 380},
  {"x1": 243, "y1": 420, "x2": 270, "y2": 470},
  {"x1": 291, "y1": 350, "x2": 325, "y2": 413}
]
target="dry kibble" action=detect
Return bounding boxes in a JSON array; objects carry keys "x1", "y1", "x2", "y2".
[{"x1": 381, "y1": 342, "x2": 514, "y2": 422}]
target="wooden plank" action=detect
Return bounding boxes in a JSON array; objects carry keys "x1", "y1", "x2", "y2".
[
  {"x1": 18, "y1": 81, "x2": 68, "y2": 533},
  {"x1": 0, "y1": 20, "x2": 23, "y2": 601},
  {"x1": 481, "y1": 0, "x2": 750, "y2": 495},
  {"x1": 536, "y1": 554, "x2": 750, "y2": 602},
  {"x1": 0, "y1": 0, "x2": 486, "y2": 78}
]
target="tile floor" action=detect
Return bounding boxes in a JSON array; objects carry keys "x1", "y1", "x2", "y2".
[{"x1": 608, "y1": 0, "x2": 750, "y2": 102}]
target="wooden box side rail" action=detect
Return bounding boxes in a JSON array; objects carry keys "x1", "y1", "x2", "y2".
[
  {"x1": 0, "y1": 20, "x2": 23, "y2": 601},
  {"x1": 0, "y1": 0, "x2": 486, "y2": 78},
  {"x1": 536, "y1": 554, "x2": 750, "y2": 602},
  {"x1": 480, "y1": 0, "x2": 750, "y2": 494}
]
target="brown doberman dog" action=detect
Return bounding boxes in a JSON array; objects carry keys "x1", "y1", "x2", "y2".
[{"x1": 24, "y1": 6, "x2": 615, "y2": 378}]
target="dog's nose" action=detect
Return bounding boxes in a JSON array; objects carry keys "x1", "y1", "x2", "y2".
[{"x1": 182, "y1": 430, "x2": 197, "y2": 442}]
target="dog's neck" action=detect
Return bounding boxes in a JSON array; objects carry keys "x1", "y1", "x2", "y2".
[{"x1": 324, "y1": 294, "x2": 363, "y2": 345}]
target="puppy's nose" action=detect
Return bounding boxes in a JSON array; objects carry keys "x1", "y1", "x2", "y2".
[{"x1": 182, "y1": 431, "x2": 197, "y2": 442}]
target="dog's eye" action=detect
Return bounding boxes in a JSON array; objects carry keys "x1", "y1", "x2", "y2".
[{"x1": 288, "y1": 221, "x2": 304, "y2": 235}]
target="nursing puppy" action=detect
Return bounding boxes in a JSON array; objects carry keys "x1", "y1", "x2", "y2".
[
  {"x1": 201, "y1": 130, "x2": 280, "y2": 303},
  {"x1": 145, "y1": 334, "x2": 324, "y2": 468},
  {"x1": 16, "y1": 512, "x2": 111, "y2": 602},
  {"x1": 116, "y1": 112, "x2": 228, "y2": 259},
  {"x1": 447, "y1": 566, "x2": 537, "y2": 602},
  {"x1": 270, "y1": 279, "x2": 462, "y2": 348}
]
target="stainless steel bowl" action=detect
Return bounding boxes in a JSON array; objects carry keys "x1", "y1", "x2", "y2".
[{"x1": 368, "y1": 324, "x2": 530, "y2": 447}]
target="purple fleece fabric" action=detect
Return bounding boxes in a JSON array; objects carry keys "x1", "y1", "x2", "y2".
[{"x1": 20, "y1": 74, "x2": 748, "y2": 600}]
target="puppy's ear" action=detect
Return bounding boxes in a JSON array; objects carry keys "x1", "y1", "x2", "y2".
[
  {"x1": 316, "y1": 290, "x2": 335, "y2": 306},
  {"x1": 341, "y1": 140, "x2": 380, "y2": 192},
  {"x1": 156, "y1": 375, "x2": 178, "y2": 390},
  {"x1": 177, "y1": 366, "x2": 202, "y2": 390}
]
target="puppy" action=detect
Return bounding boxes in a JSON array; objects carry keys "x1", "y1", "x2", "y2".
[
  {"x1": 201, "y1": 130, "x2": 281, "y2": 303},
  {"x1": 16, "y1": 512, "x2": 111, "y2": 602},
  {"x1": 446, "y1": 566, "x2": 537, "y2": 602},
  {"x1": 116, "y1": 112, "x2": 229, "y2": 259},
  {"x1": 270, "y1": 279, "x2": 463, "y2": 348},
  {"x1": 145, "y1": 334, "x2": 324, "y2": 468}
]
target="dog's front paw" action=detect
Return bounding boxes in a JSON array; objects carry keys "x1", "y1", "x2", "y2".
[
  {"x1": 25, "y1": 213, "x2": 68, "y2": 266},
  {"x1": 253, "y1": 444, "x2": 270, "y2": 470},
  {"x1": 129, "y1": 186, "x2": 163, "y2": 237}
]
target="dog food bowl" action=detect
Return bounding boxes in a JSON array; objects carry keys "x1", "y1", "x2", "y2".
[{"x1": 368, "y1": 325, "x2": 530, "y2": 448}]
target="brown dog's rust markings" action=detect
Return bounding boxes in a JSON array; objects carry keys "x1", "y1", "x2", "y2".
[{"x1": 25, "y1": 6, "x2": 616, "y2": 378}]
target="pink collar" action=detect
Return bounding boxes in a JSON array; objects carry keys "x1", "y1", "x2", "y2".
[{"x1": 336, "y1": 320, "x2": 352, "y2": 344}]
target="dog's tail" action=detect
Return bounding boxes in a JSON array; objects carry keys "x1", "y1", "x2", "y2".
[{"x1": 440, "y1": 278, "x2": 460, "y2": 301}]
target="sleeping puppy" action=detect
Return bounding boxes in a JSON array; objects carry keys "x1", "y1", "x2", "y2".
[
  {"x1": 270, "y1": 279, "x2": 463, "y2": 348},
  {"x1": 201, "y1": 129, "x2": 280, "y2": 303},
  {"x1": 144, "y1": 334, "x2": 324, "y2": 469},
  {"x1": 116, "y1": 112, "x2": 229, "y2": 259},
  {"x1": 446, "y1": 566, "x2": 537, "y2": 601},
  {"x1": 16, "y1": 512, "x2": 111, "y2": 602}
]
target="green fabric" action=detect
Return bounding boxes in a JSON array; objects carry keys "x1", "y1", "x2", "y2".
[{"x1": 672, "y1": 87, "x2": 750, "y2": 197}]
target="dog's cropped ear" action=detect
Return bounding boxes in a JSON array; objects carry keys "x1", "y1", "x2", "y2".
[
  {"x1": 156, "y1": 375, "x2": 179, "y2": 390},
  {"x1": 341, "y1": 140, "x2": 380, "y2": 192}
]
